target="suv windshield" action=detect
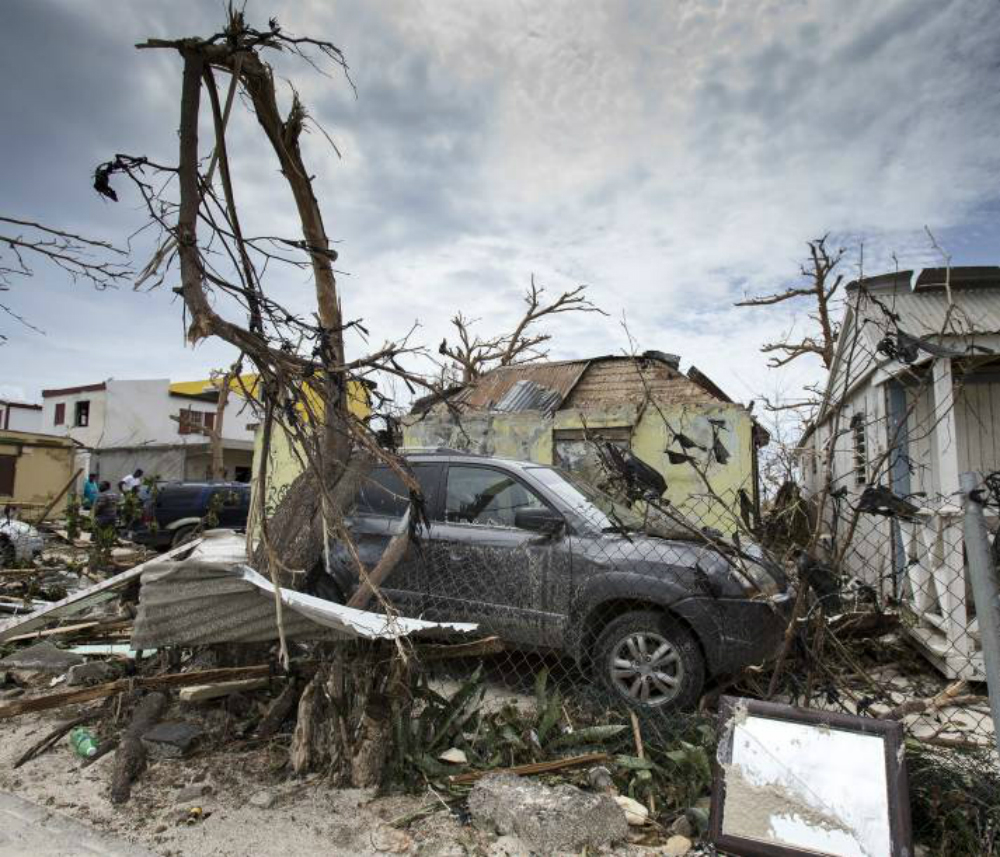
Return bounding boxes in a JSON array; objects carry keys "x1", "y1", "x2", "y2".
[
  {"x1": 528, "y1": 465, "x2": 706, "y2": 540},
  {"x1": 527, "y1": 466, "x2": 646, "y2": 532}
]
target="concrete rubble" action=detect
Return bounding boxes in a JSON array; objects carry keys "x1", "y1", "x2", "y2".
[
  {"x1": 141, "y1": 721, "x2": 205, "y2": 759},
  {"x1": 468, "y1": 772, "x2": 629, "y2": 853}
]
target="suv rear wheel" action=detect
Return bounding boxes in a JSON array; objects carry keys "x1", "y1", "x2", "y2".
[
  {"x1": 171, "y1": 525, "x2": 197, "y2": 549},
  {"x1": 593, "y1": 611, "x2": 704, "y2": 709}
]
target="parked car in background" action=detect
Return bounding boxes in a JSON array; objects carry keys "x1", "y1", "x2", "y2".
[
  {"x1": 313, "y1": 450, "x2": 792, "y2": 710},
  {"x1": 0, "y1": 518, "x2": 44, "y2": 566},
  {"x1": 128, "y1": 482, "x2": 251, "y2": 550}
]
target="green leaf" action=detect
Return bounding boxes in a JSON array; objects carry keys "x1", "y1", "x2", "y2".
[
  {"x1": 534, "y1": 667, "x2": 549, "y2": 716},
  {"x1": 501, "y1": 725, "x2": 527, "y2": 750},
  {"x1": 537, "y1": 689, "x2": 563, "y2": 745},
  {"x1": 427, "y1": 666, "x2": 484, "y2": 751},
  {"x1": 413, "y1": 754, "x2": 455, "y2": 779},
  {"x1": 548, "y1": 724, "x2": 627, "y2": 749},
  {"x1": 687, "y1": 806, "x2": 710, "y2": 834},
  {"x1": 612, "y1": 754, "x2": 655, "y2": 771}
]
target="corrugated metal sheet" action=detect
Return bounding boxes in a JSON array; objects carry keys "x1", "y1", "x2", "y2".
[
  {"x1": 454, "y1": 361, "x2": 591, "y2": 410},
  {"x1": 493, "y1": 379, "x2": 564, "y2": 414},
  {"x1": 856, "y1": 282, "x2": 1000, "y2": 349},
  {"x1": 131, "y1": 531, "x2": 477, "y2": 647}
]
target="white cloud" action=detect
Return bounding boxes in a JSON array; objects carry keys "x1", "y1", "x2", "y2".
[{"x1": 2, "y1": 0, "x2": 998, "y2": 423}]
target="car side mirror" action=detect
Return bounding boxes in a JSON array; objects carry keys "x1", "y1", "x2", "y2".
[{"x1": 515, "y1": 507, "x2": 565, "y2": 535}]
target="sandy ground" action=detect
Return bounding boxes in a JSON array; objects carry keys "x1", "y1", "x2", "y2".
[{"x1": 0, "y1": 702, "x2": 688, "y2": 857}]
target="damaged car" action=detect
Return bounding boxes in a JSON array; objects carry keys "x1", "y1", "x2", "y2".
[
  {"x1": 313, "y1": 451, "x2": 792, "y2": 710},
  {"x1": 0, "y1": 517, "x2": 44, "y2": 566}
]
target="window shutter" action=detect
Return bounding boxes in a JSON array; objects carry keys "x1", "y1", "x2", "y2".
[
  {"x1": 54, "y1": 403, "x2": 65, "y2": 425},
  {"x1": 204, "y1": 412, "x2": 215, "y2": 431}
]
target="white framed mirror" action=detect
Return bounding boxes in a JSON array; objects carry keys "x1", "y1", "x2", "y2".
[{"x1": 710, "y1": 696, "x2": 913, "y2": 857}]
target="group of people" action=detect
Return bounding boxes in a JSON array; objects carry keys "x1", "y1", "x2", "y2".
[{"x1": 81, "y1": 469, "x2": 144, "y2": 528}]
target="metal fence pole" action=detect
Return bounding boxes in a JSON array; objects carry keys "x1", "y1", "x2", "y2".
[{"x1": 960, "y1": 471, "x2": 1000, "y2": 762}]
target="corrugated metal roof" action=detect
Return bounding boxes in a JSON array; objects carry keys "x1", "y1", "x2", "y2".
[
  {"x1": 854, "y1": 277, "x2": 1000, "y2": 345},
  {"x1": 492, "y1": 379, "x2": 564, "y2": 414},
  {"x1": 454, "y1": 361, "x2": 591, "y2": 410}
]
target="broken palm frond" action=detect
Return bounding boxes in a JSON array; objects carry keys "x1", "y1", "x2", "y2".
[{"x1": 395, "y1": 667, "x2": 715, "y2": 820}]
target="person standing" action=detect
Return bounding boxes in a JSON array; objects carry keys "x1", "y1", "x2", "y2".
[
  {"x1": 92, "y1": 481, "x2": 120, "y2": 529},
  {"x1": 82, "y1": 473, "x2": 99, "y2": 509},
  {"x1": 121, "y1": 468, "x2": 144, "y2": 493}
]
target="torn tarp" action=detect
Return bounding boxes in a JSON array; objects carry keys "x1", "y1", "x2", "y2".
[{"x1": 130, "y1": 531, "x2": 477, "y2": 648}]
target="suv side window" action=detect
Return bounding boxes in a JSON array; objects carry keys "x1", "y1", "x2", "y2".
[
  {"x1": 356, "y1": 464, "x2": 438, "y2": 518},
  {"x1": 444, "y1": 466, "x2": 546, "y2": 527},
  {"x1": 215, "y1": 488, "x2": 244, "y2": 509}
]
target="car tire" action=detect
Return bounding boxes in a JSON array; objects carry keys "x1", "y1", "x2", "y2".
[
  {"x1": 0, "y1": 535, "x2": 14, "y2": 568},
  {"x1": 170, "y1": 526, "x2": 197, "y2": 549},
  {"x1": 593, "y1": 610, "x2": 705, "y2": 710}
]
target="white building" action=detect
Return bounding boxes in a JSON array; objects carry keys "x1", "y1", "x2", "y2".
[
  {"x1": 40, "y1": 378, "x2": 256, "y2": 484},
  {"x1": 800, "y1": 265, "x2": 1000, "y2": 679},
  {"x1": 0, "y1": 400, "x2": 42, "y2": 433}
]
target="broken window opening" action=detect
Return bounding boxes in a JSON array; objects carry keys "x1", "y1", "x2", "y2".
[
  {"x1": 0, "y1": 454, "x2": 16, "y2": 496},
  {"x1": 851, "y1": 413, "x2": 867, "y2": 486}
]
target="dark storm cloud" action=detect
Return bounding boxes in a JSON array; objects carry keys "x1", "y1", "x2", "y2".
[{"x1": 1, "y1": 0, "x2": 999, "y2": 411}]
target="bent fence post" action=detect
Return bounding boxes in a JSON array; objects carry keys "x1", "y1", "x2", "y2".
[{"x1": 960, "y1": 471, "x2": 1000, "y2": 762}]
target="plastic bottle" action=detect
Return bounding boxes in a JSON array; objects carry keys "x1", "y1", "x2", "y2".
[{"x1": 69, "y1": 726, "x2": 98, "y2": 759}]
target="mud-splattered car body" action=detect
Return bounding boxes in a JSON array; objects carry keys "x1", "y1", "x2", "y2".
[{"x1": 318, "y1": 451, "x2": 792, "y2": 707}]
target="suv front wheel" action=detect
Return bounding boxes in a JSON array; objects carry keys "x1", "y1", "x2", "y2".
[{"x1": 593, "y1": 611, "x2": 705, "y2": 710}]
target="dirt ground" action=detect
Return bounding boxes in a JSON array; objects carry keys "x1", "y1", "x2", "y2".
[{"x1": 0, "y1": 704, "x2": 691, "y2": 857}]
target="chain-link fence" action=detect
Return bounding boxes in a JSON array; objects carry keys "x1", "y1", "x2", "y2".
[{"x1": 812, "y1": 479, "x2": 997, "y2": 749}]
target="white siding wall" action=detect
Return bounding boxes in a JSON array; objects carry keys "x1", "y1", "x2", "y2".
[
  {"x1": 41, "y1": 380, "x2": 255, "y2": 450},
  {"x1": 0, "y1": 404, "x2": 42, "y2": 432},
  {"x1": 955, "y1": 377, "x2": 1000, "y2": 478}
]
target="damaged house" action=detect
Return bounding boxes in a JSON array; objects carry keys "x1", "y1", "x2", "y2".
[
  {"x1": 799, "y1": 265, "x2": 1000, "y2": 679},
  {"x1": 40, "y1": 378, "x2": 257, "y2": 486},
  {"x1": 403, "y1": 352, "x2": 768, "y2": 526}
]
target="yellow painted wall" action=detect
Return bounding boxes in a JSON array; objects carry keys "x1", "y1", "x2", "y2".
[
  {"x1": 403, "y1": 402, "x2": 757, "y2": 532},
  {"x1": 249, "y1": 381, "x2": 372, "y2": 524},
  {"x1": 0, "y1": 431, "x2": 76, "y2": 509}
]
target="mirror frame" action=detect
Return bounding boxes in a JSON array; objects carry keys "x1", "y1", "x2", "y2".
[{"x1": 709, "y1": 696, "x2": 913, "y2": 857}]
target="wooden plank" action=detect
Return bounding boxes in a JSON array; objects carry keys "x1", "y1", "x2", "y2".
[
  {"x1": 179, "y1": 678, "x2": 270, "y2": 703},
  {"x1": 447, "y1": 752, "x2": 610, "y2": 785},
  {"x1": 4, "y1": 618, "x2": 132, "y2": 643},
  {"x1": 0, "y1": 539, "x2": 201, "y2": 643},
  {"x1": 0, "y1": 662, "x2": 317, "y2": 720},
  {"x1": 33, "y1": 468, "x2": 83, "y2": 524}
]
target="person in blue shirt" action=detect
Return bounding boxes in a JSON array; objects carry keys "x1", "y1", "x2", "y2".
[{"x1": 82, "y1": 473, "x2": 99, "y2": 509}]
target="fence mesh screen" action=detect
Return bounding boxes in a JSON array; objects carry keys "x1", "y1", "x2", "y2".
[{"x1": 334, "y1": 453, "x2": 998, "y2": 780}]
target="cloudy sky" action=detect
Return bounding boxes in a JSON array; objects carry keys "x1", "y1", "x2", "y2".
[{"x1": 2, "y1": 0, "x2": 999, "y2": 428}]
